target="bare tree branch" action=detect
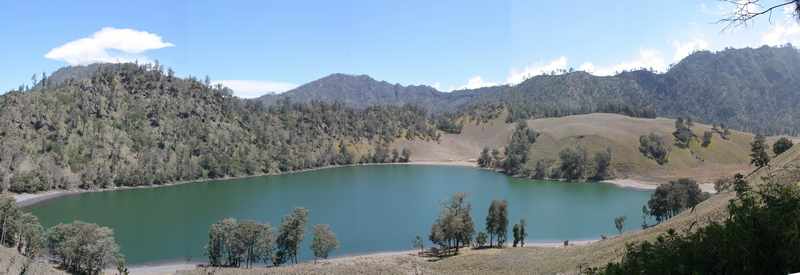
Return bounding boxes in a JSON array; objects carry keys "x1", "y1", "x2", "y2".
[{"x1": 717, "y1": 0, "x2": 800, "y2": 32}]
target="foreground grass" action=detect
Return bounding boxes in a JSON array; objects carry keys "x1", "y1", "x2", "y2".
[{"x1": 0, "y1": 246, "x2": 66, "y2": 275}]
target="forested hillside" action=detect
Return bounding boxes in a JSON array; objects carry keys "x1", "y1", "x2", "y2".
[
  {"x1": 258, "y1": 45, "x2": 800, "y2": 135},
  {"x1": 0, "y1": 63, "x2": 437, "y2": 193}
]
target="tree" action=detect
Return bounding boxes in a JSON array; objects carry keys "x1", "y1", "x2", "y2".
[
  {"x1": 391, "y1": 148, "x2": 400, "y2": 163},
  {"x1": 773, "y1": 137, "x2": 793, "y2": 156},
  {"x1": 277, "y1": 206, "x2": 309, "y2": 265},
  {"x1": 593, "y1": 148, "x2": 612, "y2": 179},
  {"x1": 412, "y1": 235, "x2": 424, "y2": 253},
  {"x1": 16, "y1": 213, "x2": 44, "y2": 257},
  {"x1": 475, "y1": 231, "x2": 488, "y2": 247},
  {"x1": 518, "y1": 218, "x2": 527, "y2": 247},
  {"x1": 673, "y1": 116, "x2": 695, "y2": 147},
  {"x1": 204, "y1": 217, "x2": 237, "y2": 266},
  {"x1": 485, "y1": 199, "x2": 509, "y2": 247},
  {"x1": 718, "y1": 0, "x2": 800, "y2": 30},
  {"x1": 750, "y1": 133, "x2": 770, "y2": 167},
  {"x1": 257, "y1": 222, "x2": 279, "y2": 267},
  {"x1": 639, "y1": 132, "x2": 669, "y2": 164},
  {"x1": 309, "y1": 224, "x2": 340, "y2": 263},
  {"x1": 401, "y1": 148, "x2": 412, "y2": 163},
  {"x1": 614, "y1": 215, "x2": 627, "y2": 235},
  {"x1": 234, "y1": 219, "x2": 264, "y2": 268},
  {"x1": 478, "y1": 147, "x2": 492, "y2": 167},
  {"x1": 559, "y1": 147, "x2": 584, "y2": 180},
  {"x1": 647, "y1": 178, "x2": 709, "y2": 223},
  {"x1": 0, "y1": 195, "x2": 20, "y2": 247},
  {"x1": 702, "y1": 130, "x2": 713, "y2": 147},
  {"x1": 512, "y1": 223, "x2": 521, "y2": 247},
  {"x1": 429, "y1": 192, "x2": 474, "y2": 255},
  {"x1": 45, "y1": 221, "x2": 123, "y2": 274}
]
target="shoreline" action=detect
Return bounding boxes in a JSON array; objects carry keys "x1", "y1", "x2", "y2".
[
  {"x1": 111, "y1": 238, "x2": 601, "y2": 274},
  {"x1": 12, "y1": 162, "x2": 674, "y2": 208},
  {"x1": 12, "y1": 161, "x2": 478, "y2": 208}
]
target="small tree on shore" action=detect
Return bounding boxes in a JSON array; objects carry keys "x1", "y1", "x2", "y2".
[
  {"x1": 615, "y1": 215, "x2": 627, "y2": 235},
  {"x1": 412, "y1": 235, "x2": 424, "y2": 253},
  {"x1": 485, "y1": 199, "x2": 508, "y2": 247},
  {"x1": 309, "y1": 224, "x2": 340, "y2": 263}
]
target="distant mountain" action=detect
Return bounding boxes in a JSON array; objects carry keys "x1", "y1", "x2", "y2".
[
  {"x1": 31, "y1": 63, "x2": 106, "y2": 90},
  {"x1": 256, "y1": 74, "x2": 502, "y2": 113},
  {"x1": 259, "y1": 45, "x2": 800, "y2": 135}
]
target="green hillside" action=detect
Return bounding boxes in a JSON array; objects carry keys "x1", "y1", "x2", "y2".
[{"x1": 0, "y1": 63, "x2": 438, "y2": 193}]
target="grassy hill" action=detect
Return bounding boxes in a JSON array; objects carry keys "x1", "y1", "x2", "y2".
[{"x1": 395, "y1": 113, "x2": 761, "y2": 185}]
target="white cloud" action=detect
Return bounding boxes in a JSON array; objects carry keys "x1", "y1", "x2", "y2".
[
  {"x1": 672, "y1": 38, "x2": 708, "y2": 62},
  {"x1": 506, "y1": 56, "x2": 568, "y2": 84},
  {"x1": 577, "y1": 49, "x2": 668, "y2": 76},
  {"x1": 761, "y1": 5, "x2": 800, "y2": 46},
  {"x1": 213, "y1": 80, "x2": 299, "y2": 98},
  {"x1": 45, "y1": 27, "x2": 174, "y2": 65},
  {"x1": 432, "y1": 82, "x2": 441, "y2": 90},
  {"x1": 458, "y1": 76, "x2": 499, "y2": 90}
]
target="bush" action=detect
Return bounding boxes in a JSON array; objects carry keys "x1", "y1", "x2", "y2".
[{"x1": 597, "y1": 175, "x2": 800, "y2": 274}]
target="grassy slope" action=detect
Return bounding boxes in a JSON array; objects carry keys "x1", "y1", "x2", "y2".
[
  {"x1": 398, "y1": 112, "x2": 759, "y2": 184},
  {"x1": 392, "y1": 112, "x2": 516, "y2": 162},
  {"x1": 0, "y1": 246, "x2": 66, "y2": 274},
  {"x1": 527, "y1": 113, "x2": 755, "y2": 183}
]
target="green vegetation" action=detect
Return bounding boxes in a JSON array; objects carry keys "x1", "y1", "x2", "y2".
[
  {"x1": 750, "y1": 133, "x2": 770, "y2": 167},
  {"x1": 672, "y1": 116, "x2": 695, "y2": 148},
  {"x1": 773, "y1": 137, "x2": 793, "y2": 156},
  {"x1": 485, "y1": 199, "x2": 508, "y2": 247},
  {"x1": 204, "y1": 218, "x2": 277, "y2": 268},
  {"x1": 46, "y1": 221, "x2": 123, "y2": 274},
  {"x1": 278, "y1": 206, "x2": 310, "y2": 265},
  {"x1": 597, "y1": 176, "x2": 800, "y2": 274},
  {"x1": 204, "y1": 207, "x2": 323, "y2": 268},
  {"x1": 638, "y1": 132, "x2": 669, "y2": 164},
  {"x1": 614, "y1": 215, "x2": 627, "y2": 235},
  {"x1": 0, "y1": 63, "x2": 437, "y2": 193},
  {"x1": 428, "y1": 192, "x2": 475, "y2": 255},
  {"x1": 512, "y1": 218, "x2": 527, "y2": 247},
  {"x1": 411, "y1": 235, "x2": 424, "y2": 253},
  {"x1": 309, "y1": 224, "x2": 340, "y2": 263},
  {"x1": 645, "y1": 178, "x2": 709, "y2": 223}
]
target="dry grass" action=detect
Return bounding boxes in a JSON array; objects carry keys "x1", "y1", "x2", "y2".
[{"x1": 0, "y1": 246, "x2": 66, "y2": 275}]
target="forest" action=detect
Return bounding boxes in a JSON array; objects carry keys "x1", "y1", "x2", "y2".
[{"x1": 0, "y1": 63, "x2": 431, "y2": 193}]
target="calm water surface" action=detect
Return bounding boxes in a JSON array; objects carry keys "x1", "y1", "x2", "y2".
[{"x1": 26, "y1": 165, "x2": 654, "y2": 264}]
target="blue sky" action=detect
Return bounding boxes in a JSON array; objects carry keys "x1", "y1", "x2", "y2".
[{"x1": 2, "y1": 0, "x2": 800, "y2": 98}]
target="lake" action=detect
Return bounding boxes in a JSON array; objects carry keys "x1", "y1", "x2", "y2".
[{"x1": 26, "y1": 165, "x2": 654, "y2": 264}]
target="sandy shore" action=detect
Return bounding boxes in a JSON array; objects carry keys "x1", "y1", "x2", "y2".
[
  {"x1": 601, "y1": 179, "x2": 717, "y2": 194},
  {"x1": 108, "y1": 239, "x2": 599, "y2": 274}
]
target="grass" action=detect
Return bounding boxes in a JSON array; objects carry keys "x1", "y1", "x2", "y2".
[{"x1": 0, "y1": 246, "x2": 66, "y2": 275}]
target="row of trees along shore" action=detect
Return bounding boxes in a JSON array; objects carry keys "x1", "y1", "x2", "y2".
[
  {"x1": 0, "y1": 194, "x2": 124, "y2": 275},
  {"x1": 419, "y1": 193, "x2": 527, "y2": 256},
  {"x1": 204, "y1": 206, "x2": 340, "y2": 267}
]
